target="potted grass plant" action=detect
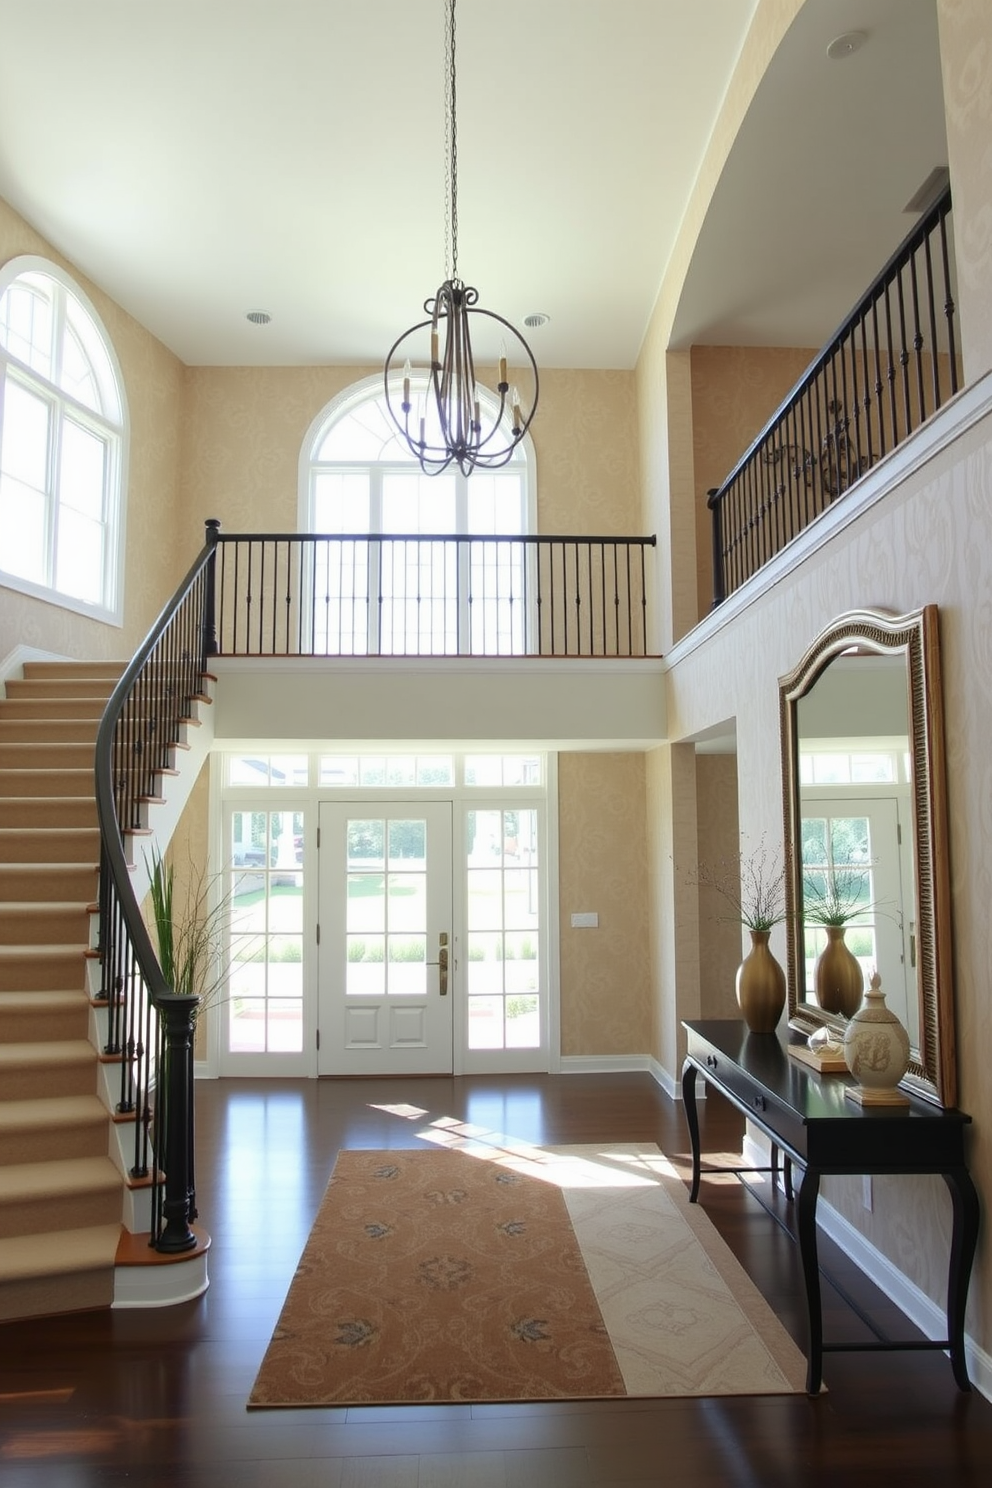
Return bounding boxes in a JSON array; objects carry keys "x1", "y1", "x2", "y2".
[{"x1": 146, "y1": 846, "x2": 234, "y2": 1015}]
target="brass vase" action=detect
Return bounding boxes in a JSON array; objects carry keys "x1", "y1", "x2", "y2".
[
  {"x1": 814, "y1": 925, "x2": 864, "y2": 1018},
  {"x1": 736, "y1": 929, "x2": 786, "y2": 1033}
]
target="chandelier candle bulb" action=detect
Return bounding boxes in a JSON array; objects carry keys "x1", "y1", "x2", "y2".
[
  {"x1": 499, "y1": 348, "x2": 508, "y2": 386},
  {"x1": 403, "y1": 359, "x2": 412, "y2": 408}
]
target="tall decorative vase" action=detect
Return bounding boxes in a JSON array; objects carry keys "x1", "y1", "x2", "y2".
[
  {"x1": 814, "y1": 925, "x2": 864, "y2": 1018},
  {"x1": 736, "y1": 929, "x2": 786, "y2": 1034}
]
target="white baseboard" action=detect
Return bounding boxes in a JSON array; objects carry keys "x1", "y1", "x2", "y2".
[
  {"x1": 741, "y1": 1133, "x2": 991, "y2": 1404},
  {"x1": 0, "y1": 643, "x2": 66, "y2": 693},
  {"x1": 557, "y1": 1053, "x2": 690, "y2": 1102},
  {"x1": 559, "y1": 1054, "x2": 653, "y2": 1076}
]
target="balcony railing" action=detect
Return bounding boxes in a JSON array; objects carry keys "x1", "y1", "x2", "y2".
[
  {"x1": 708, "y1": 184, "x2": 958, "y2": 605},
  {"x1": 206, "y1": 529, "x2": 658, "y2": 658}
]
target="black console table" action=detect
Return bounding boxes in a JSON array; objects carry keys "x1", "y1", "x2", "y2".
[{"x1": 681, "y1": 1019, "x2": 978, "y2": 1395}]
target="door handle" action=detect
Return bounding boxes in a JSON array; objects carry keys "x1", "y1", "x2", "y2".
[{"x1": 427, "y1": 932, "x2": 449, "y2": 996}]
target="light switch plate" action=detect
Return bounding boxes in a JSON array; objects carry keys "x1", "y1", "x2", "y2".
[{"x1": 570, "y1": 912, "x2": 599, "y2": 928}]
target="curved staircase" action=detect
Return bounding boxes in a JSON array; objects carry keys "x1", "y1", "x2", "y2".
[{"x1": 0, "y1": 661, "x2": 130, "y2": 1321}]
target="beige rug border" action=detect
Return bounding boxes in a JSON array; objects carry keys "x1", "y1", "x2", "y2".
[
  {"x1": 608, "y1": 1150, "x2": 808, "y2": 1391},
  {"x1": 247, "y1": 1141, "x2": 808, "y2": 1408}
]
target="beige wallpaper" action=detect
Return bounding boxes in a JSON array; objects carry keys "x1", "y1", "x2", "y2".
[
  {"x1": 557, "y1": 752, "x2": 651, "y2": 1056},
  {"x1": 938, "y1": 0, "x2": 992, "y2": 380},
  {"x1": 694, "y1": 753, "x2": 744, "y2": 1020},
  {"x1": 0, "y1": 197, "x2": 187, "y2": 663},
  {"x1": 178, "y1": 364, "x2": 641, "y2": 540}
]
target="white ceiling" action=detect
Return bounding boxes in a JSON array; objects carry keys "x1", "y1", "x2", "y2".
[{"x1": 0, "y1": 0, "x2": 948, "y2": 370}]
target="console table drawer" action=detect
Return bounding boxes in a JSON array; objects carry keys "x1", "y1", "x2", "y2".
[{"x1": 690, "y1": 1049, "x2": 806, "y2": 1158}]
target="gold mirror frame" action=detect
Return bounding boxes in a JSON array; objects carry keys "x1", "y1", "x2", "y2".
[{"x1": 779, "y1": 606, "x2": 955, "y2": 1107}]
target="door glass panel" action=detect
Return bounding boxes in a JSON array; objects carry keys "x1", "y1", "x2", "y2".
[
  {"x1": 466, "y1": 807, "x2": 540, "y2": 1051},
  {"x1": 226, "y1": 810, "x2": 304, "y2": 1054}
]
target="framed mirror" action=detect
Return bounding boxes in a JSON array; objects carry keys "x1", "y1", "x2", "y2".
[{"x1": 779, "y1": 606, "x2": 955, "y2": 1106}]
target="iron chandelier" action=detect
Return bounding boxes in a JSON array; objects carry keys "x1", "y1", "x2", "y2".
[{"x1": 383, "y1": 0, "x2": 539, "y2": 477}]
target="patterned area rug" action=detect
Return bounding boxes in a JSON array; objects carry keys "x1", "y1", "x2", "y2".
[{"x1": 247, "y1": 1142, "x2": 807, "y2": 1407}]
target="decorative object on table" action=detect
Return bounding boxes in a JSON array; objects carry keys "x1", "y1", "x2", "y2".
[
  {"x1": 788, "y1": 1024, "x2": 848, "y2": 1073},
  {"x1": 844, "y1": 970, "x2": 911, "y2": 1106},
  {"x1": 382, "y1": 0, "x2": 539, "y2": 476},
  {"x1": 736, "y1": 929, "x2": 788, "y2": 1034},
  {"x1": 689, "y1": 839, "x2": 788, "y2": 1033},
  {"x1": 802, "y1": 865, "x2": 873, "y2": 1017}
]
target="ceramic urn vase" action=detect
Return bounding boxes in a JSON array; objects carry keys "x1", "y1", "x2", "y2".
[
  {"x1": 843, "y1": 971, "x2": 911, "y2": 1105},
  {"x1": 736, "y1": 929, "x2": 786, "y2": 1034},
  {"x1": 814, "y1": 924, "x2": 864, "y2": 1018}
]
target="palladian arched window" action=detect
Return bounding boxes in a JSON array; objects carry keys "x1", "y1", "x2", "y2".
[
  {"x1": 300, "y1": 375, "x2": 535, "y2": 656},
  {"x1": 0, "y1": 257, "x2": 128, "y2": 622}
]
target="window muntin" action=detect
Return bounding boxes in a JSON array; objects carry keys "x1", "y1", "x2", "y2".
[{"x1": 0, "y1": 259, "x2": 126, "y2": 621}]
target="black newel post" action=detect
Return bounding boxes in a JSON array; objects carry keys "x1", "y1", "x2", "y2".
[
  {"x1": 201, "y1": 517, "x2": 221, "y2": 658},
  {"x1": 707, "y1": 488, "x2": 726, "y2": 609},
  {"x1": 154, "y1": 993, "x2": 199, "y2": 1254}
]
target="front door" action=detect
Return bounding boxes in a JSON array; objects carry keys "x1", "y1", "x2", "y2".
[{"x1": 317, "y1": 801, "x2": 453, "y2": 1074}]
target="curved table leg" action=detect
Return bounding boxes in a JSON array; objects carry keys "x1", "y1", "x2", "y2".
[
  {"x1": 681, "y1": 1059, "x2": 701, "y2": 1203},
  {"x1": 943, "y1": 1166, "x2": 980, "y2": 1391},
  {"x1": 796, "y1": 1165, "x2": 823, "y2": 1394}
]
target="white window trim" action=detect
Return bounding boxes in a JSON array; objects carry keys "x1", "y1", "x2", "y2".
[{"x1": 0, "y1": 255, "x2": 129, "y2": 626}]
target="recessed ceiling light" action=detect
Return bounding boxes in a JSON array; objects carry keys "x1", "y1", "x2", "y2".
[
  {"x1": 246, "y1": 309, "x2": 272, "y2": 325},
  {"x1": 827, "y1": 30, "x2": 867, "y2": 60},
  {"x1": 523, "y1": 312, "x2": 550, "y2": 329}
]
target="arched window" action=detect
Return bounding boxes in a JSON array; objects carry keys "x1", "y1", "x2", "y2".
[
  {"x1": 0, "y1": 257, "x2": 128, "y2": 622},
  {"x1": 299, "y1": 375, "x2": 536, "y2": 656}
]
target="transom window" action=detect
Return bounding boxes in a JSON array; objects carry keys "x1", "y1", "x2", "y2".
[
  {"x1": 300, "y1": 375, "x2": 535, "y2": 655},
  {"x1": 0, "y1": 257, "x2": 127, "y2": 622}
]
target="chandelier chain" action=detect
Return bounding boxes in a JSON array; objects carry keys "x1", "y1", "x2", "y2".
[{"x1": 444, "y1": 0, "x2": 458, "y2": 282}]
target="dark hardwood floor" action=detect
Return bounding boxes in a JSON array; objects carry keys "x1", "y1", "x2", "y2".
[{"x1": 1, "y1": 1072, "x2": 990, "y2": 1486}]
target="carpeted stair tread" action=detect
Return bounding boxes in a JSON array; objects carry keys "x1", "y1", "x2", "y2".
[
  {"x1": 0, "y1": 827, "x2": 100, "y2": 862},
  {"x1": 0, "y1": 1223, "x2": 120, "y2": 1281},
  {"x1": 0, "y1": 699, "x2": 108, "y2": 719},
  {"x1": 0, "y1": 990, "x2": 90, "y2": 1043},
  {"x1": 0, "y1": 720, "x2": 100, "y2": 744},
  {"x1": 0, "y1": 1093, "x2": 106, "y2": 1133},
  {"x1": 0, "y1": 1038, "x2": 96, "y2": 1076},
  {"x1": 0, "y1": 864, "x2": 99, "y2": 901},
  {"x1": 0, "y1": 1155, "x2": 120, "y2": 1203},
  {"x1": 0, "y1": 904, "x2": 91, "y2": 944},
  {"x1": 0, "y1": 943, "x2": 86, "y2": 992},
  {"x1": 0, "y1": 743, "x2": 96, "y2": 769},
  {"x1": 0, "y1": 796, "x2": 97, "y2": 829},
  {"x1": 0, "y1": 769, "x2": 95, "y2": 797},
  {"x1": 4, "y1": 678, "x2": 118, "y2": 700},
  {"x1": 21, "y1": 660, "x2": 125, "y2": 680}
]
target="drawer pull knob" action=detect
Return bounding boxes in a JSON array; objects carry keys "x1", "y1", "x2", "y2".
[
  {"x1": 706, "y1": 1054, "x2": 718, "y2": 1069},
  {"x1": 753, "y1": 1095, "x2": 767, "y2": 1112}
]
